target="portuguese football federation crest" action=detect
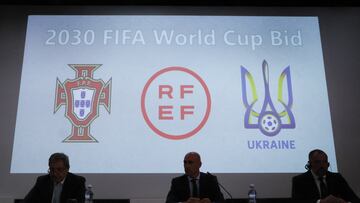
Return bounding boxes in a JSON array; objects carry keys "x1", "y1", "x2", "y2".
[{"x1": 54, "y1": 64, "x2": 111, "y2": 142}]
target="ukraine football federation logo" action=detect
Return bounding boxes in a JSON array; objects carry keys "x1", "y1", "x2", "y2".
[
  {"x1": 241, "y1": 60, "x2": 295, "y2": 136},
  {"x1": 54, "y1": 64, "x2": 111, "y2": 142}
]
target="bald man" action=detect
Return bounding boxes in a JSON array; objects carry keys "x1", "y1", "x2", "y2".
[
  {"x1": 166, "y1": 152, "x2": 224, "y2": 203},
  {"x1": 292, "y1": 149, "x2": 359, "y2": 203}
]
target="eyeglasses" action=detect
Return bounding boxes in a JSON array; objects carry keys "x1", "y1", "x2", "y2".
[
  {"x1": 312, "y1": 160, "x2": 328, "y2": 164},
  {"x1": 184, "y1": 160, "x2": 194, "y2": 164},
  {"x1": 49, "y1": 167, "x2": 67, "y2": 173}
]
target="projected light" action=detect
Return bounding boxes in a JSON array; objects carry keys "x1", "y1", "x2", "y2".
[{"x1": 11, "y1": 15, "x2": 336, "y2": 173}]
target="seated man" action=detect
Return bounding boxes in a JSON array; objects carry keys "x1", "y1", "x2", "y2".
[
  {"x1": 292, "y1": 149, "x2": 359, "y2": 203},
  {"x1": 166, "y1": 152, "x2": 225, "y2": 203},
  {"x1": 24, "y1": 152, "x2": 86, "y2": 203}
]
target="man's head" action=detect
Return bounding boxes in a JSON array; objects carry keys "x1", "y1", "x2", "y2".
[
  {"x1": 308, "y1": 149, "x2": 329, "y2": 177},
  {"x1": 48, "y1": 152, "x2": 70, "y2": 183},
  {"x1": 183, "y1": 152, "x2": 202, "y2": 178}
]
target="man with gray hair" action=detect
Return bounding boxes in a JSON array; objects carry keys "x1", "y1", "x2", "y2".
[{"x1": 24, "y1": 152, "x2": 86, "y2": 203}]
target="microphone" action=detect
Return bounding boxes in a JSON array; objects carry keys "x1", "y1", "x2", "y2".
[{"x1": 207, "y1": 172, "x2": 233, "y2": 200}]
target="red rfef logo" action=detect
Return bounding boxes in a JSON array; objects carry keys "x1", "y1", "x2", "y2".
[
  {"x1": 141, "y1": 66, "x2": 211, "y2": 140},
  {"x1": 54, "y1": 64, "x2": 111, "y2": 142}
]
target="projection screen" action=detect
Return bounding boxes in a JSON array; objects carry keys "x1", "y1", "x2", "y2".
[{"x1": 11, "y1": 15, "x2": 337, "y2": 174}]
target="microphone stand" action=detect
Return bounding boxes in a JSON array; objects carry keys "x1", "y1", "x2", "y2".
[{"x1": 207, "y1": 172, "x2": 234, "y2": 202}]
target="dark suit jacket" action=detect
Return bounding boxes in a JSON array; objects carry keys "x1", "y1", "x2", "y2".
[
  {"x1": 24, "y1": 172, "x2": 86, "y2": 203},
  {"x1": 166, "y1": 172, "x2": 224, "y2": 203},
  {"x1": 292, "y1": 170, "x2": 359, "y2": 202}
]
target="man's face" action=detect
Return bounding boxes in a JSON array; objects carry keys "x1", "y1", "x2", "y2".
[
  {"x1": 183, "y1": 153, "x2": 201, "y2": 178},
  {"x1": 49, "y1": 159, "x2": 68, "y2": 183},
  {"x1": 310, "y1": 152, "x2": 329, "y2": 176}
]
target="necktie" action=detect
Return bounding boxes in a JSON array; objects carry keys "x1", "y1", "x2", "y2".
[
  {"x1": 318, "y1": 176, "x2": 328, "y2": 198},
  {"x1": 191, "y1": 178, "x2": 198, "y2": 198}
]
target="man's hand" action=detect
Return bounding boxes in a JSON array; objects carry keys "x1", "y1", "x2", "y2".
[
  {"x1": 199, "y1": 198, "x2": 211, "y2": 203},
  {"x1": 321, "y1": 195, "x2": 347, "y2": 203},
  {"x1": 184, "y1": 197, "x2": 212, "y2": 203},
  {"x1": 185, "y1": 197, "x2": 201, "y2": 203}
]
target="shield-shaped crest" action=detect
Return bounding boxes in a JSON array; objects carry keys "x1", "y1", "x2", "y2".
[
  {"x1": 54, "y1": 64, "x2": 112, "y2": 143},
  {"x1": 72, "y1": 88, "x2": 95, "y2": 120},
  {"x1": 64, "y1": 78, "x2": 104, "y2": 127}
]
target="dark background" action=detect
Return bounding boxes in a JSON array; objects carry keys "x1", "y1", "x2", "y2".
[
  {"x1": 1, "y1": 0, "x2": 359, "y2": 6},
  {"x1": 0, "y1": 2, "x2": 359, "y2": 203}
]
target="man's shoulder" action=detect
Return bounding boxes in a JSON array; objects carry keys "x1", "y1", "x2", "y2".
[
  {"x1": 67, "y1": 172, "x2": 86, "y2": 182},
  {"x1": 172, "y1": 174, "x2": 187, "y2": 181},
  {"x1": 292, "y1": 171, "x2": 312, "y2": 181},
  {"x1": 36, "y1": 174, "x2": 51, "y2": 181},
  {"x1": 200, "y1": 172, "x2": 219, "y2": 180},
  {"x1": 171, "y1": 172, "x2": 217, "y2": 182},
  {"x1": 327, "y1": 171, "x2": 340, "y2": 176},
  {"x1": 326, "y1": 171, "x2": 345, "y2": 180},
  {"x1": 170, "y1": 174, "x2": 188, "y2": 187}
]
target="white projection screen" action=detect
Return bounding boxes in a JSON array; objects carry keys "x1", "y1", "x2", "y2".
[
  {"x1": 11, "y1": 15, "x2": 336, "y2": 173},
  {"x1": 1, "y1": 5, "x2": 359, "y2": 201}
]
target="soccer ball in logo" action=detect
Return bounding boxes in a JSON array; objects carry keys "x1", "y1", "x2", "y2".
[
  {"x1": 259, "y1": 112, "x2": 281, "y2": 136},
  {"x1": 240, "y1": 60, "x2": 295, "y2": 136}
]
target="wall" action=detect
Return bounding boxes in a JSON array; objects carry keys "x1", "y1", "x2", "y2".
[{"x1": 0, "y1": 5, "x2": 359, "y2": 201}]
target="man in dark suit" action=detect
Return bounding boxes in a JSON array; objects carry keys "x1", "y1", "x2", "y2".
[
  {"x1": 24, "y1": 152, "x2": 86, "y2": 203},
  {"x1": 292, "y1": 149, "x2": 359, "y2": 203},
  {"x1": 166, "y1": 152, "x2": 224, "y2": 203}
]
